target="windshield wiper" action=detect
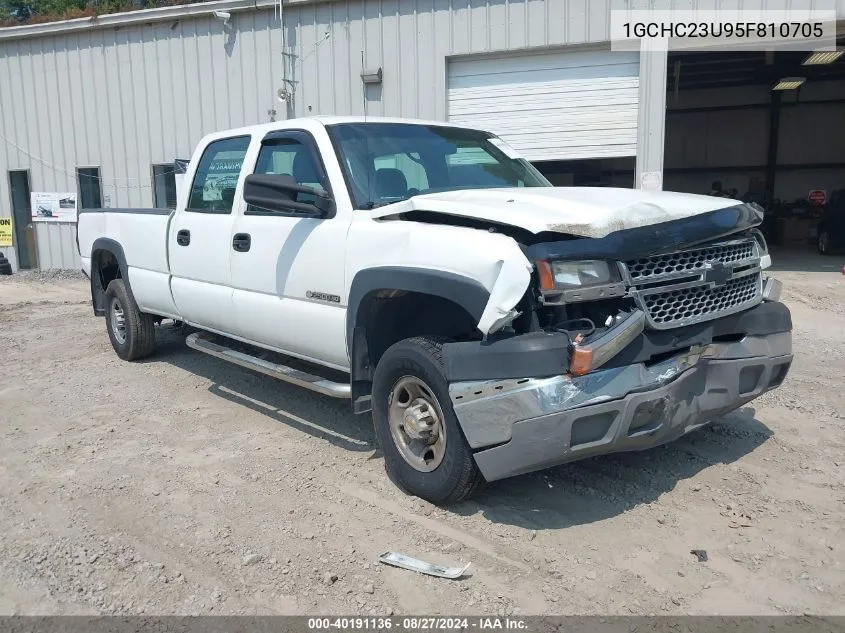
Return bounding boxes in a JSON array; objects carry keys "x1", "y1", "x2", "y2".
[{"x1": 361, "y1": 197, "x2": 411, "y2": 210}]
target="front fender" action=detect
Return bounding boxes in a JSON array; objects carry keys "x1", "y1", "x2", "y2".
[
  {"x1": 346, "y1": 266, "x2": 491, "y2": 355},
  {"x1": 345, "y1": 220, "x2": 533, "y2": 344}
]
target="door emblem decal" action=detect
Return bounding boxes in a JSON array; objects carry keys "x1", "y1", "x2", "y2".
[{"x1": 306, "y1": 291, "x2": 341, "y2": 303}]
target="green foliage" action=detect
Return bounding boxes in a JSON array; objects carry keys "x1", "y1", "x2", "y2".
[
  {"x1": 1, "y1": 0, "x2": 36, "y2": 22},
  {"x1": 0, "y1": 0, "x2": 207, "y2": 26}
]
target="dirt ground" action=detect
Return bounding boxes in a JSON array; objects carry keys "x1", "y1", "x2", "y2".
[{"x1": 0, "y1": 252, "x2": 843, "y2": 617}]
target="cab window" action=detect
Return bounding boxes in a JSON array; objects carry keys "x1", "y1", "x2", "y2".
[
  {"x1": 247, "y1": 137, "x2": 328, "y2": 214},
  {"x1": 186, "y1": 136, "x2": 250, "y2": 214}
]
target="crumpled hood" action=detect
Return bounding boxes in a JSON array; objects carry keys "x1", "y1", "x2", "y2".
[{"x1": 369, "y1": 187, "x2": 746, "y2": 239}]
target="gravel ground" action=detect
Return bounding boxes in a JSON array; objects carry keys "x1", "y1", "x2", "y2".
[{"x1": 0, "y1": 250, "x2": 843, "y2": 616}]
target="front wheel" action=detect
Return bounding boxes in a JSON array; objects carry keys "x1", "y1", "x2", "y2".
[
  {"x1": 372, "y1": 336, "x2": 484, "y2": 504},
  {"x1": 104, "y1": 279, "x2": 157, "y2": 361}
]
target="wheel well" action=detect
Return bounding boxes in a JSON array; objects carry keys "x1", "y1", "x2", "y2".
[
  {"x1": 91, "y1": 249, "x2": 122, "y2": 315},
  {"x1": 350, "y1": 290, "x2": 479, "y2": 412}
]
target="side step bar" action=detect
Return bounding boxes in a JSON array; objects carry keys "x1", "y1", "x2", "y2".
[{"x1": 185, "y1": 332, "x2": 351, "y2": 398}]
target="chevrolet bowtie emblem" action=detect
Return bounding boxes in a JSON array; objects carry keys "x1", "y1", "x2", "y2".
[{"x1": 703, "y1": 262, "x2": 732, "y2": 287}]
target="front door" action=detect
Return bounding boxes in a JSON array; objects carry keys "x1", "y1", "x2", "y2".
[
  {"x1": 8, "y1": 170, "x2": 37, "y2": 269},
  {"x1": 168, "y1": 135, "x2": 251, "y2": 333},
  {"x1": 229, "y1": 130, "x2": 350, "y2": 370}
]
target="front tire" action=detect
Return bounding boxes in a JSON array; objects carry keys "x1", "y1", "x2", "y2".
[
  {"x1": 104, "y1": 279, "x2": 156, "y2": 361},
  {"x1": 372, "y1": 336, "x2": 484, "y2": 504}
]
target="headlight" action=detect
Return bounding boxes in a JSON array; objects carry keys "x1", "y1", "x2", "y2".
[{"x1": 537, "y1": 259, "x2": 619, "y2": 290}]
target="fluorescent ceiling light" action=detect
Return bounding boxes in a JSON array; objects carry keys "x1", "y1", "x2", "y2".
[
  {"x1": 772, "y1": 77, "x2": 806, "y2": 91},
  {"x1": 802, "y1": 51, "x2": 843, "y2": 65}
]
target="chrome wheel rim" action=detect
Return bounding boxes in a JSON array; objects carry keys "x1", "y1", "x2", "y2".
[
  {"x1": 387, "y1": 376, "x2": 447, "y2": 472},
  {"x1": 110, "y1": 297, "x2": 127, "y2": 345},
  {"x1": 819, "y1": 232, "x2": 829, "y2": 253}
]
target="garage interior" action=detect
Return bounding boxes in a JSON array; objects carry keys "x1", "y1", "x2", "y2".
[
  {"x1": 447, "y1": 48, "x2": 640, "y2": 189},
  {"x1": 664, "y1": 40, "x2": 845, "y2": 252},
  {"x1": 446, "y1": 39, "x2": 845, "y2": 252}
]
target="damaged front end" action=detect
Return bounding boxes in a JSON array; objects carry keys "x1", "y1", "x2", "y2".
[{"x1": 441, "y1": 205, "x2": 793, "y2": 481}]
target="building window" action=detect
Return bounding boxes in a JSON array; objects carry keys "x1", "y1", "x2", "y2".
[
  {"x1": 152, "y1": 164, "x2": 178, "y2": 209},
  {"x1": 77, "y1": 167, "x2": 102, "y2": 209},
  {"x1": 187, "y1": 136, "x2": 251, "y2": 214}
]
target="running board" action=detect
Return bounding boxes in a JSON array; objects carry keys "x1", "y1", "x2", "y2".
[{"x1": 185, "y1": 332, "x2": 351, "y2": 398}]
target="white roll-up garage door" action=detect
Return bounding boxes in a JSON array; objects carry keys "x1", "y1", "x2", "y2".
[{"x1": 448, "y1": 49, "x2": 640, "y2": 162}]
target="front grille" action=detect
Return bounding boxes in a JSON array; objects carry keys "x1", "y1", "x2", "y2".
[
  {"x1": 640, "y1": 273, "x2": 761, "y2": 328},
  {"x1": 622, "y1": 239, "x2": 763, "y2": 329},
  {"x1": 626, "y1": 240, "x2": 756, "y2": 283}
]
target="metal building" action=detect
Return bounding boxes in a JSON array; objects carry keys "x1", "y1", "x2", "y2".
[{"x1": 1, "y1": 0, "x2": 844, "y2": 270}]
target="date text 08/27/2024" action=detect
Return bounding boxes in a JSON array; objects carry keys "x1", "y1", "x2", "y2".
[{"x1": 307, "y1": 617, "x2": 528, "y2": 630}]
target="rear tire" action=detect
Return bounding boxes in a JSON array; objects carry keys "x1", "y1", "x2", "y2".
[
  {"x1": 104, "y1": 279, "x2": 156, "y2": 361},
  {"x1": 372, "y1": 336, "x2": 485, "y2": 504}
]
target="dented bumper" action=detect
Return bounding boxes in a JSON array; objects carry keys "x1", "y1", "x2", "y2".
[{"x1": 448, "y1": 330, "x2": 792, "y2": 482}]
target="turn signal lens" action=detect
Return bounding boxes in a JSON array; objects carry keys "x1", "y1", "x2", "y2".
[
  {"x1": 537, "y1": 260, "x2": 556, "y2": 290},
  {"x1": 570, "y1": 346, "x2": 594, "y2": 376},
  {"x1": 568, "y1": 311, "x2": 647, "y2": 377}
]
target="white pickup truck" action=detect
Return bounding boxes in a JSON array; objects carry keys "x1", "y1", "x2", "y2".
[{"x1": 78, "y1": 117, "x2": 793, "y2": 503}]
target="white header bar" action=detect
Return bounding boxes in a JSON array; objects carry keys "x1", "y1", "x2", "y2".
[{"x1": 611, "y1": 9, "x2": 838, "y2": 52}]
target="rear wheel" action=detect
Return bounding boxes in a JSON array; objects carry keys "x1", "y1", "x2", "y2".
[
  {"x1": 104, "y1": 279, "x2": 156, "y2": 361},
  {"x1": 818, "y1": 230, "x2": 831, "y2": 255},
  {"x1": 372, "y1": 336, "x2": 484, "y2": 504}
]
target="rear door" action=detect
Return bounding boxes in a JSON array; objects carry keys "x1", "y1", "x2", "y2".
[
  {"x1": 169, "y1": 135, "x2": 251, "y2": 333},
  {"x1": 229, "y1": 129, "x2": 350, "y2": 370}
]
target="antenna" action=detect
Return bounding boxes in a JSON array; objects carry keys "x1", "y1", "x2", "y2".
[
  {"x1": 361, "y1": 50, "x2": 373, "y2": 208},
  {"x1": 361, "y1": 50, "x2": 368, "y2": 121}
]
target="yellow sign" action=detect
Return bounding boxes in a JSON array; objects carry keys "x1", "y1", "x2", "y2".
[{"x1": 0, "y1": 217, "x2": 12, "y2": 247}]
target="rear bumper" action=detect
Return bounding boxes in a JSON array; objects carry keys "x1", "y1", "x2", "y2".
[{"x1": 448, "y1": 331, "x2": 792, "y2": 482}]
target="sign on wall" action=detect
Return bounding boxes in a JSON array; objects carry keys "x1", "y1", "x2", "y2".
[
  {"x1": 30, "y1": 192, "x2": 78, "y2": 223},
  {"x1": 808, "y1": 189, "x2": 827, "y2": 206},
  {"x1": 0, "y1": 217, "x2": 12, "y2": 247}
]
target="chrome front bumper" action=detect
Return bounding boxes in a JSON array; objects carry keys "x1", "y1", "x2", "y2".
[{"x1": 448, "y1": 332, "x2": 792, "y2": 482}]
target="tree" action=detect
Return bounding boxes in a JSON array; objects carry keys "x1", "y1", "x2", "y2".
[
  {"x1": 0, "y1": 0, "x2": 36, "y2": 22},
  {"x1": 1, "y1": 0, "x2": 211, "y2": 25}
]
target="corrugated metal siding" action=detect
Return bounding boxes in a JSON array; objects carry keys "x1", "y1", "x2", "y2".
[
  {"x1": 284, "y1": 0, "x2": 632, "y2": 122},
  {"x1": 34, "y1": 223, "x2": 82, "y2": 270},
  {"x1": 448, "y1": 49, "x2": 640, "y2": 161},
  {"x1": 0, "y1": 0, "x2": 630, "y2": 269},
  {"x1": 1, "y1": 0, "x2": 844, "y2": 268},
  {"x1": 0, "y1": 10, "x2": 290, "y2": 269}
]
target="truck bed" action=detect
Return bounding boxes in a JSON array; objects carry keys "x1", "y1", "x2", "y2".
[{"x1": 78, "y1": 208, "x2": 177, "y2": 318}]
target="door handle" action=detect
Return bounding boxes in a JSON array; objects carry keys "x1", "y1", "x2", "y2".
[
  {"x1": 232, "y1": 233, "x2": 251, "y2": 252},
  {"x1": 176, "y1": 229, "x2": 191, "y2": 246}
]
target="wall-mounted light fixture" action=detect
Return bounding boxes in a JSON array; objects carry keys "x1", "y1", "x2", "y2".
[
  {"x1": 212, "y1": 10, "x2": 232, "y2": 29},
  {"x1": 361, "y1": 68, "x2": 383, "y2": 85}
]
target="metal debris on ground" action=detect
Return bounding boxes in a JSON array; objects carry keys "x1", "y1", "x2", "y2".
[
  {"x1": 690, "y1": 549, "x2": 708, "y2": 562},
  {"x1": 377, "y1": 551, "x2": 470, "y2": 579}
]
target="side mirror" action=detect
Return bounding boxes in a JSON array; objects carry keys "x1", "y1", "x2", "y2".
[{"x1": 243, "y1": 173, "x2": 334, "y2": 217}]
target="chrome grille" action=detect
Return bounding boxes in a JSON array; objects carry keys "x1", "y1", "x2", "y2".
[
  {"x1": 640, "y1": 273, "x2": 761, "y2": 328},
  {"x1": 626, "y1": 240, "x2": 756, "y2": 283},
  {"x1": 622, "y1": 239, "x2": 763, "y2": 330}
]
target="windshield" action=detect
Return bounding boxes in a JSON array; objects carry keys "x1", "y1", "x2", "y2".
[{"x1": 325, "y1": 123, "x2": 552, "y2": 209}]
